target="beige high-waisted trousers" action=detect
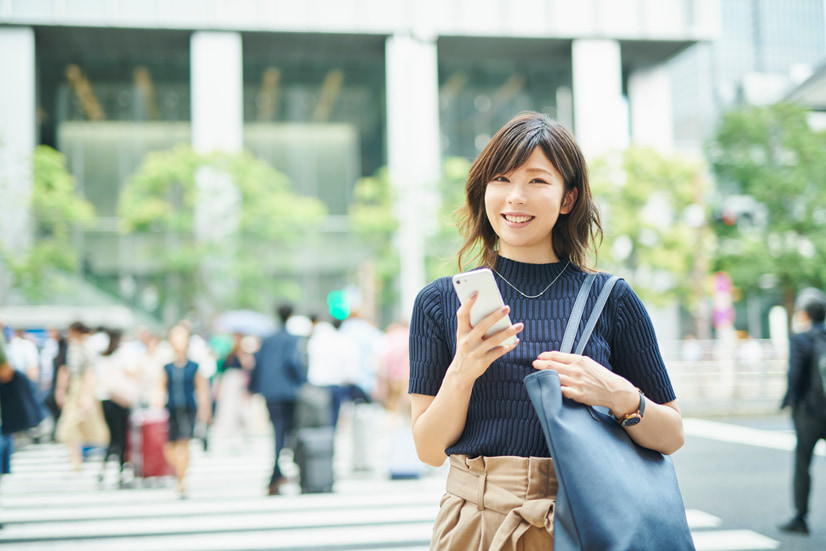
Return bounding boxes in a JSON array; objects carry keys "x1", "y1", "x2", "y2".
[{"x1": 430, "y1": 455, "x2": 558, "y2": 551}]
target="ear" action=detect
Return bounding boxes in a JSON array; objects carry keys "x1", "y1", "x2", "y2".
[{"x1": 560, "y1": 187, "x2": 578, "y2": 215}]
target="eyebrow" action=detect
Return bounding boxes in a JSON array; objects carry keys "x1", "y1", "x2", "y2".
[{"x1": 523, "y1": 167, "x2": 555, "y2": 176}]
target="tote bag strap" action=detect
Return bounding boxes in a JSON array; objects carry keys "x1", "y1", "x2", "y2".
[{"x1": 560, "y1": 274, "x2": 621, "y2": 355}]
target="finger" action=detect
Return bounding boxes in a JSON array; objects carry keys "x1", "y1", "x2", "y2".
[
  {"x1": 532, "y1": 356, "x2": 571, "y2": 372},
  {"x1": 483, "y1": 336, "x2": 520, "y2": 360},
  {"x1": 486, "y1": 322, "x2": 524, "y2": 349},
  {"x1": 536, "y1": 350, "x2": 575, "y2": 362},
  {"x1": 471, "y1": 304, "x2": 512, "y2": 340},
  {"x1": 455, "y1": 291, "x2": 478, "y2": 331},
  {"x1": 559, "y1": 384, "x2": 584, "y2": 402}
]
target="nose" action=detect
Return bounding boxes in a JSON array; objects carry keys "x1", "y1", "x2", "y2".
[{"x1": 506, "y1": 182, "x2": 526, "y2": 204}]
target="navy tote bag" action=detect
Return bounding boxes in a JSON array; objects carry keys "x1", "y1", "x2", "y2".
[{"x1": 524, "y1": 274, "x2": 695, "y2": 551}]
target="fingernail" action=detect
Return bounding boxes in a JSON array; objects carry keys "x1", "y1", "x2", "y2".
[{"x1": 470, "y1": 291, "x2": 478, "y2": 299}]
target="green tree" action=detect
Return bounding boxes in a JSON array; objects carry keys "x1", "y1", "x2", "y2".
[
  {"x1": 708, "y1": 102, "x2": 826, "y2": 318},
  {"x1": 426, "y1": 156, "x2": 472, "y2": 280},
  {"x1": 590, "y1": 146, "x2": 710, "y2": 312},
  {"x1": 1, "y1": 146, "x2": 95, "y2": 301},
  {"x1": 118, "y1": 145, "x2": 327, "y2": 318},
  {"x1": 348, "y1": 158, "x2": 472, "y2": 321}
]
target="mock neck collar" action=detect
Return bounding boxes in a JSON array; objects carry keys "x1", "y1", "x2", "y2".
[{"x1": 492, "y1": 255, "x2": 572, "y2": 285}]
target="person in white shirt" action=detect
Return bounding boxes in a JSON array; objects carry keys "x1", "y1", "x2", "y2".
[
  {"x1": 307, "y1": 318, "x2": 360, "y2": 428},
  {"x1": 7, "y1": 329, "x2": 39, "y2": 384}
]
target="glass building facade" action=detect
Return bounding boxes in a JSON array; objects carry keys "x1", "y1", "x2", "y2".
[
  {"x1": 0, "y1": 0, "x2": 719, "y2": 330},
  {"x1": 669, "y1": 0, "x2": 826, "y2": 150}
]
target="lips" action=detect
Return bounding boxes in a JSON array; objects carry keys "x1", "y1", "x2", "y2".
[{"x1": 503, "y1": 214, "x2": 534, "y2": 224}]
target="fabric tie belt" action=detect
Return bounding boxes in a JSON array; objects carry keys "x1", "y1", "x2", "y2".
[{"x1": 445, "y1": 457, "x2": 556, "y2": 550}]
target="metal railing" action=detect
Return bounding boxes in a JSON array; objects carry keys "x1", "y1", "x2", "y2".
[{"x1": 659, "y1": 339, "x2": 788, "y2": 417}]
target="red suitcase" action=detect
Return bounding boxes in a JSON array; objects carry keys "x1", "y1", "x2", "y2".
[{"x1": 126, "y1": 408, "x2": 174, "y2": 480}]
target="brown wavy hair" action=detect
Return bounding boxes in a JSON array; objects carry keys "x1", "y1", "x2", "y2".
[{"x1": 456, "y1": 111, "x2": 602, "y2": 270}]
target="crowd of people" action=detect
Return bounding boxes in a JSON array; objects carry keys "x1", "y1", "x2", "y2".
[{"x1": 0, "y1": 306, "x2": 411, "y2": 500}]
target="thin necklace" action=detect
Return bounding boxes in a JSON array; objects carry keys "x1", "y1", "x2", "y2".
[{"x1": 493, "y1": 259, "x2": 570, "y2": 299}]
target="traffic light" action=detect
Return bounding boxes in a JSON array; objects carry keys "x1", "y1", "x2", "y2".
[{"x1": 327, "y1": 290, "x2": 350, "y2": 320}]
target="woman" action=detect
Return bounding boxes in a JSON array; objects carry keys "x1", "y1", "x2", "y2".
[
  {"x1": 159, "y1": 324, "x2": 211, "y2": 498},
  {"x1": 409, "y1": 112, "x2": 685, "y2": 549},
  {"x1": 212, "y1": 332, "x2": 254, "y2": 448},
  {"x1": 55, "y1": 322, "x2": 109, "y2": 472},
  {"x1": 97, "y1": 328, "x2": 139, "y2": 485}
]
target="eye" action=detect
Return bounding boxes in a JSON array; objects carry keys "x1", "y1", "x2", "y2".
[
  {"x1": 530, "y1": 178, "x2": 550, "y2": 185},
  {"x1": 491, "y1": 175, "x2": 508, "y2": 182}
]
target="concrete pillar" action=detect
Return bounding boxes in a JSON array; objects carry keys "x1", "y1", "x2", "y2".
[
  {"x1": 191, "y1": 32, "x2": 243, "y2": 155},
  {"x1": 628, "y1": 64, "x2": 674, "y2": 152},
  {"x1": 0, "y1": 27, "x2": 36, "y2": 258},
  {"x1": 190, "y1": 32, "x2": 243, "y2": 319},
  {"x1": 571, "y1": 39, "x2": 627, "y2": 156},
  {"x1": 386, "y1": 33, "x2": 441, "y2": 320}
]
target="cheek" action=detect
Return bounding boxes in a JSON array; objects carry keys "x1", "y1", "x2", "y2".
[{"x1": 484, "y1": 192, "x2": 497, "y2": 225}]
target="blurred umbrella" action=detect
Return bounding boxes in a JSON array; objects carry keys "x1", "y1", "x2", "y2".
[{"x1": 213, "y1": 310, "x2": 276, "y2": 337}]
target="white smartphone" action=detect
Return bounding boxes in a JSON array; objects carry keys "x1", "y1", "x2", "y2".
[{"x1": 452, "y1": 268, "x2": 518, "y2": 346}]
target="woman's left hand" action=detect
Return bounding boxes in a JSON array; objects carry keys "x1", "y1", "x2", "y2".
[{"x1": 532, "y1": 351, "x2": 637, "y2": 415}]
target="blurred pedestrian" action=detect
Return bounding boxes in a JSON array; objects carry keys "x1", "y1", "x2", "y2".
[
  {"x1": 340, "y1": 310, "x2": 385, "y2": 403},
  {"x1": 136, "y1": 332, "x2": 168, "y2": 409},
  {"x1": 54, "y1": 322, "x2": 109, "y2": 472},
  {"x1": 158, "y1": 324, "x2": 211, "y2": 498},
  {"x1": 779, "y1": 288, "x2": 826, "y2": 535},
  {"x1": 379, "y1": 322, "x2": 410, "y2": 416},
  {"x1": 307, "y1": 317, "x2": 359, "y2": 429},
  {"x1": 250, "y1": 302, "x2": 307, "y2": 496},
  {"x1": 212, "y1": 332, "x2": 255, "y2": 450},
  {"x1": 96, "y1": 328, "x2": 140, "y2": 486},
  {"x1": 39, "y1": 327, "x2": 61, "y2": 394},
  {"x1": 43, "y1": 332, "x2": 68, "y2": 441},
  {"x1": 7, "y1": 329, "x2": 39, "y2": 383},
  {"x1": 0, "y1": 329, "x2": 16, "y2": 529}
]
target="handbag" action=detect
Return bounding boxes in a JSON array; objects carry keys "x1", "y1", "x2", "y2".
[
  {"x1": 524, "y1": 274, "x2": 695, "y2": 551},
  {"x1": 0, "y1": 370, "x2": 48, "y2": 435}
]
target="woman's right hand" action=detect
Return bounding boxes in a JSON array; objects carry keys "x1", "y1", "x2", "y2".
[
  {"x1": 450, "y1": 291, "x2": 523, "y2": 383},
  {"x1": 410, "y1": 293, "x2": 523, "y2": 466}
]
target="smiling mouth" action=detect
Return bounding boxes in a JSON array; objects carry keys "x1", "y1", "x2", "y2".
[{"x1": 503, "y1": 214, "x2": 534, "y2": 223}]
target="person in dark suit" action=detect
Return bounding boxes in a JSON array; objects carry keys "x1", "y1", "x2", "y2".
[
  {"x1": 250, "y1": 302, "x2": 307, "y2": 495},
  {"x1": 779, "y1": 288, "x2": 826, "y2": 535}
]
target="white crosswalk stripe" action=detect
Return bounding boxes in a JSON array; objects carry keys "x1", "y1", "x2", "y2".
[{"x1": 0, "y1": 423, "x2": 779, "y2": 551}]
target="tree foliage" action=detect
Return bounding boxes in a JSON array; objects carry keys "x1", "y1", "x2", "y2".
[
  {"x1": 118, "y1": 145, "x2": 327, "y2": 317},
  {"x1": 348, "y1": 158, "x2": 472, "y2": 319},
  {"x1": 707, "y1": 102, "x2": 826, "y2": 314},
  {"x1": 590, "y1": 146, "x2": 709, "y2": 307},
  {"x1": 1, "y1": 146, "x2": 95, "y2": 301}
]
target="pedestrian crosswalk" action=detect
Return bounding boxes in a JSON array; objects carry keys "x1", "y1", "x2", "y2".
[{"x1": 0, "y1": 425, "x2": 780, "y2": 551}]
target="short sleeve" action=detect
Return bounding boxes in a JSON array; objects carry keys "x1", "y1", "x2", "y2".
[
  {"x1": 609, "y1": 282, "x2": 677, "y2": 405},
  {"x1": 408, "y1": 279, "x2": 454, "y2": 396}
]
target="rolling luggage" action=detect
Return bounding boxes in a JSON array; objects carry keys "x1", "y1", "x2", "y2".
[
  {"x1": 351, "y1": 402, "x2": 381, "y2": 472},
  {"x1": 294, "y1": 426, "x2": 335, "y2": 493},
  {"x1": 126, "y1": 408, "x2": 173, "y2": 480}
]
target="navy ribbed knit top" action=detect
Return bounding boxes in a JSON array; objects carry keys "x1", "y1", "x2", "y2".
[{"x1": 408, "y1": 256, "x2": 676, "y2": 458}]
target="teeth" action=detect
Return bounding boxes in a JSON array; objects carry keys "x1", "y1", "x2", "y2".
[{"x1": 505, "y1": 215, "x2": 533, "y2": 223}]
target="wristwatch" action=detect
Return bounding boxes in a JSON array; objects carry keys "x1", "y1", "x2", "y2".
[{"x1": 615, "y1": 389, "x2": 646, "y2": 427}]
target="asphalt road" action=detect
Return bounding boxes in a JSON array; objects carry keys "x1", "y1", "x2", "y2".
[{"x1": 676, "y1": 414, "x2": 826, "y2": 551}]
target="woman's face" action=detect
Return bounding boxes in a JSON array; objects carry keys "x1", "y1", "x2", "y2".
[
  {"x1": 484, "y1": 147, "x2": 577, "y2": 263},
  {"x1": 169, "y1": 326, "x2": 190, "y2": 356}
]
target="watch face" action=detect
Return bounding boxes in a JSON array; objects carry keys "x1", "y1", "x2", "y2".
[{"x1": 621, "y1": 415, "x2": 642, "y2": 427}]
